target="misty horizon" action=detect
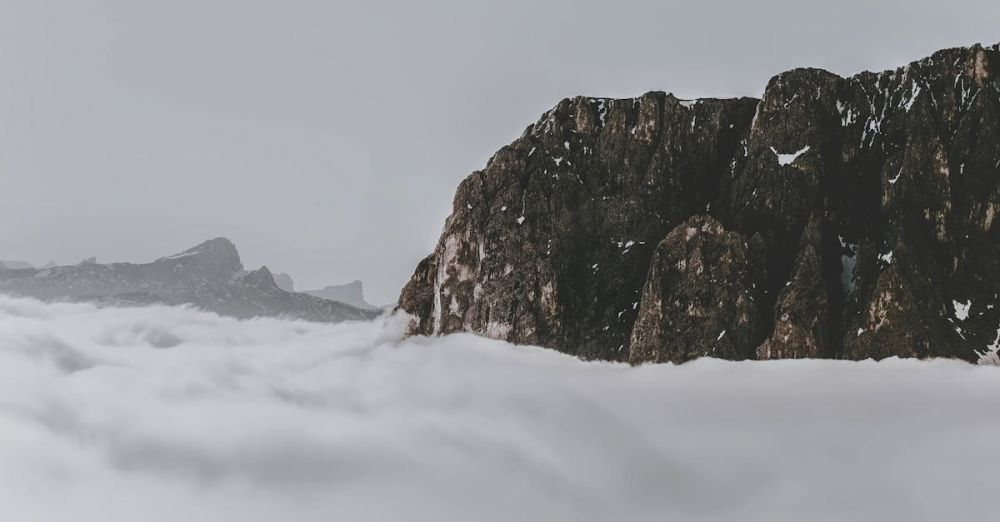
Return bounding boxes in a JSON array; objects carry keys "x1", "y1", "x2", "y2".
[
  {"x1": 4, "y1": 2, "x2": 1000, "y2": 521},
  {"x1": 3, "y1": 0, "x2": 999, "y2": 304}
]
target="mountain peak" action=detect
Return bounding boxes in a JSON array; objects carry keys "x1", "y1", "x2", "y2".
[
  {"x1": 158, "y1": 237, "x2": 243, "y2": 275},
  {"x1": 273, "y1": 272, "x2": 295, "y2": 292},
  {"x1": 243, "y1": 265, "x2": 278, "y2": 289}
]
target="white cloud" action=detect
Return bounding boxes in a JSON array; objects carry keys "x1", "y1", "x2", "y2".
[{"x1": 0, "y1": 295, "x2": 998, "y2": 521}]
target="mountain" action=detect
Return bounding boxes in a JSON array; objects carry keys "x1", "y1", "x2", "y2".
[
  {"x1": 303, "y1": 280, "x2": 377, "y2": 310},
  {"x1": 0, "y1": 238, "x2": 378, "y2": 323},
  {"x1": 273, "y1": 272, "x2": 295, "y2": 292},
  {"x1": 0, "y1": 260, "x2": 34, "y2": 270},
  {"x1": 399, "y1": 42, "x2": 1000, "y2": 363}
]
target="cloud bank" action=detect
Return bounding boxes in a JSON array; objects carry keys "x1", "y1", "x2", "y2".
[{"x1": 1, "y1": 296, "x2": 998, "y2": 521}]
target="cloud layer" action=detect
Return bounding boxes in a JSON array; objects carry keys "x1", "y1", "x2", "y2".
[{"x1": 1, "y1": 296, "x2": 998, "y2": 521}]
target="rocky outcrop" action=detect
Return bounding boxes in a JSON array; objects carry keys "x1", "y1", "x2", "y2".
[
  {"x1": 400, "y1": 42, "x2": 1000, "y2": 363},
  {"x1": 0, "y1": 238, "x2": 378, "y2": 323},
  {"x1": 756, "y1": 215, "x2": 830, "y2": 359},
  {"x1": 629, "y1": 215, "x2": 764, "y2": 364}
]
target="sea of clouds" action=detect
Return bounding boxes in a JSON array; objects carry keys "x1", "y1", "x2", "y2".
[{"x1": 1, "y1": 295, "x2": 999, "y2": 522}]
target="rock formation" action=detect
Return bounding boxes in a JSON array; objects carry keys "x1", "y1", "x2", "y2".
[
  {"x1": 399, "y1": 42, "x2": 1000, "y2": 363},
  {"x1": 628, "y1": 215, "x2": 764, "y2": 364},
  {"x1": 304, "y1": 280, "x2": 377, "y2": 310},
  {"x1": 273, "y1": 272, "x2": 295, "y2": 292},
  {"x1": 0, "y1": 238, "x2": 378, "y2": 323}
]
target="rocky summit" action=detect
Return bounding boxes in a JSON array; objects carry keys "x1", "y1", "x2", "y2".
[
  {"x1": 399, "y1": 42, "x2": 1000, "y2": 363},
  {"x1": 0, "y1": 238, "x2": 378, "y2": 323}
]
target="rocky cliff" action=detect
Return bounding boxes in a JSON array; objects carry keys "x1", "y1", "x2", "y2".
[
  {"x1": 399, "y1": 42, "x2": 1000, "y2": 363},
  {"x1": 0, "y1": 238, "x2": 378, "y2": 323}
]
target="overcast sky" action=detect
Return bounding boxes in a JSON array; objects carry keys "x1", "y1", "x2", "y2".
[{"x1": 1, "y1": 0, "x2": 997, "y2": 303}]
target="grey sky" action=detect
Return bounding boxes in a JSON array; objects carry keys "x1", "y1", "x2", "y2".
[{"x1": 1, "y1": 0, "x2": 997, "y2": 303}]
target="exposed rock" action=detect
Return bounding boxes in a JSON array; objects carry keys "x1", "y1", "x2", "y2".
[
  {"x1": 0, "y1": 238, "x2": 377, "y2": 323},
  {"x1": 243, "y1": 265, "x2": 279, "y2": 288},
  {"x1": 399, "y1": 92, "x2": 757, "y2": 360},
  {"x1": 756, "y1": 215, "x2": 830, "y2": 359},
  {"x1": 400, "y1": 42, "x2": 1000, "y2": 363},
  {"x1": 629, "y1": 215, "x2": 764, "y2": 364}
]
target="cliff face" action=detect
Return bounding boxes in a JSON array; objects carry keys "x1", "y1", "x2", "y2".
[{"x1": 400, "y1": 43, "x2": 1000, "y2": 363}]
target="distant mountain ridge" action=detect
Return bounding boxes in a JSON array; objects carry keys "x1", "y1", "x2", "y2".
[
  {"x1": 0, "y1": 260, "x2": 34, "y2": 270},
  {"x1": 0, "y1": 238, "x2": 377, "y2": 323},
  {"x1": 303, "y1": 280, "x2": 378, "y2": 310}
]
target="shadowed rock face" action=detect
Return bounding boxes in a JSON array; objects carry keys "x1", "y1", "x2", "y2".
[
  {"x1": 0, "y1": 238, "x2": 378, "y2": 323},
  {"x1": 400, "y1": 42, "x2": 1000, "y2": 363},
  {"x1": 629, "y1": 215, "x2": 764, "y2": 364}
]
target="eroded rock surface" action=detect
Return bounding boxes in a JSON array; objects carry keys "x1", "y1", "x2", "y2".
[
  {"x1": 629, "y1": 215, "x2": 764, "y2": 364},
  {"x1": 400, "y1": 43, "x2": 1000, "y2": 363}
]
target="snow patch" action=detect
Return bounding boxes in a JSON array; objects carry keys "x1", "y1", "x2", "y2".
[
  {"x1": 979, "y1": 326, "x2": 1000, "y2": 365},
  {"x1": 770, "y1": 145, "x2": 811, "y2": 166},
  {"x1": 596, "y1": 99, "x2": 608, "y2": 126},
  {"x1": 953, "y1": 300, "x2": 971, "y2": 321},
  {"x1": 839, "y1": 237, "x2": 858, "y2": 295},
  {"x1": 903, "y1": 81, "x2": 922, "y2": 112}
]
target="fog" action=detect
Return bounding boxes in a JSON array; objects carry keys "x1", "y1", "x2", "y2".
[{"x1": 1, "y1": 295, "x2": 998, "y2": 521}]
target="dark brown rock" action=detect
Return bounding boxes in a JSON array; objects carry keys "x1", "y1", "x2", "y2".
[
  {"x1": 757, "y1": 215, "x2": 829, "y2": 359},
  {"x1": 628, "y1": 215, "x2": 764, "y2": 364},
  {"x1": 398, "y1": 93, "x2": 757, "y2": 360},
  {"x1": 399, "y1": 42, "x2": 1000, "y2": 363}
]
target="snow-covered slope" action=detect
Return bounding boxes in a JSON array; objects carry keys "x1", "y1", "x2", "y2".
[{"x1": 1, "y1": 296, "x2": 996, "y2": 522}]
